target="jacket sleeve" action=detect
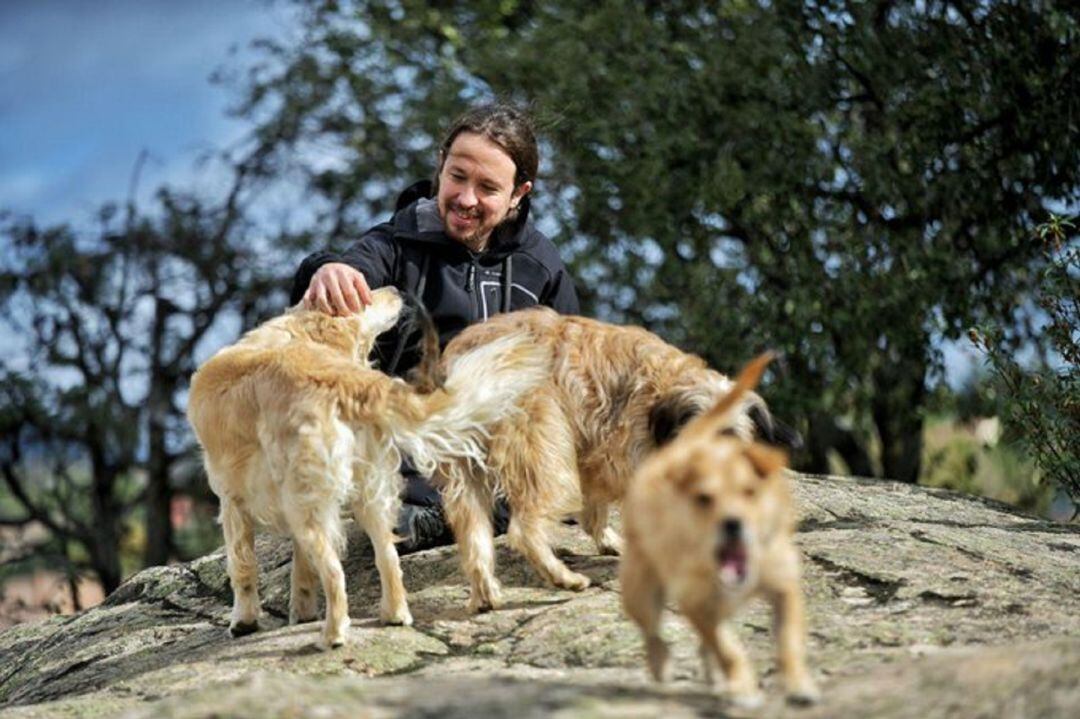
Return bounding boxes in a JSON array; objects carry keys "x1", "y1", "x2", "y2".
[
  {"x1": 544, "y1": 263, "x2": 581, "y2": 315},
  {"x1": 288, "y1": 223, "x2": 397, "y2": 305}
]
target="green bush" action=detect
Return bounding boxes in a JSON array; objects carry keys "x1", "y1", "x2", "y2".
[{"x1": 972, "y1": 215, "x2": 1080, "y2": 520}]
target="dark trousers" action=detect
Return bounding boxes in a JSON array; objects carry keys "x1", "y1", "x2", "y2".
[{"x1": 399, "y1": 459, "x2": 511, "y2": 552}]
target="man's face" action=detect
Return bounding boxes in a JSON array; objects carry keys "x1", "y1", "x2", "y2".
[{"x1": 436, "y1": 131, "x2": 532, "y2": 251}]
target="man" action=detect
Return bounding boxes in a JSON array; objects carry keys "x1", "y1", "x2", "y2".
[{"x1": 290, "y1": 103, "x2": 580, "y2": 551}]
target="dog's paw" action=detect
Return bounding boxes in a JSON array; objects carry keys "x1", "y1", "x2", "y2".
[
  {"x1": 728, "y1": 691, "x2": 765, "y2": 711},
  {"x1": 381, "y1": 603, "x2": 414, "y2": 627},
  {"x1": 555, "y1": 571, "x2": 591, "y2": 591},
  {"x1": 469, "y1": 578, "x2": 502, "y2": 613},
  {"x1": 785, "y1": 678, "x2": 822, "y2": 707},
  {"x1": 646, "y1": 638, "x2": 670, "y2": 683},
  {"x1": 469, "y1": 592, "x2": 501, "y2": 614},
  {"x1": 318, "y1": 635, "x2": 347, "y2": 651},
  {"x1": 319, "y1": 618, "x2": 351, "y2": 650},
  {"x1": 228, "y1": 620, "x2": 259, "y2": 638},
  {"x1": 595, "y1": 530, "x2": 624, "y2": 556}
]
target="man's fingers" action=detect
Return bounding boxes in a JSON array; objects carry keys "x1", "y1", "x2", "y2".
[
  {"x1": 340, "y1": 281, "x2": 363, "y2": 314},
  {"x1": 306, "y1": 285, "x2": 331, "y2": 315},
  {"x1": 307, "y1": 262, "x2": 372, "y2": 315},
  {"x1": 327, "y1": 282, "x2": 350, "y2": 316},
  {"x1": 315, "y1": 286, "x2": 335, "y2": 316},
  {"x1": 354, "y1": 274, "x2": 373, "y2": 306}
]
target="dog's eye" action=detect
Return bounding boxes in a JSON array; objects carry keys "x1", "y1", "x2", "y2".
[{"x1": 694, "y1": 492, "x2": 713, "y2": 509}]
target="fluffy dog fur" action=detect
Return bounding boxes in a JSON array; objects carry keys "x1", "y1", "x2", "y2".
[
  {"x1": 433, "y1": 307, "x2": 793, "y2": 612},
  {"x1": 620, "y1": 354, "x2": 819, "y2": 707},
  {"x1": 186, "y1": 287, "x2": 548, "y2": 649}
]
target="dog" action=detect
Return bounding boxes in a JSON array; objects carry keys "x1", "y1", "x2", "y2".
[
  {"x1": 620, "y1": 353, "x2": 819, "y2": 707},
  {"x1": 430, "y1": 307, "x2": 800, "y2": 612},
  {"x1": 186, "y1": 287, "x2": 548, "y2": 649}
]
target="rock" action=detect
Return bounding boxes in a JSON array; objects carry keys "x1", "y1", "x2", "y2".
[{"x1": 1, "y1": 474, "x2": 1078, "y2": 718}]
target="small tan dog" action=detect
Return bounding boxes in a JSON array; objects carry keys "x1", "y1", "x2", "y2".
[
  {"x1": 620, "y1": 354, "x2": 819, "y2": 707},
  {"x1": 433, "y1": 307, "x2": 798, "y2": 612},
  {"x1": 187, "y1": 287, "x2": 547, "y2": 649}
]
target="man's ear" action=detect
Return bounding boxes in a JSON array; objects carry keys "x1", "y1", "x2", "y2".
[{"x1": 511, "y1": 180, "x2": 533, "y2": 208}]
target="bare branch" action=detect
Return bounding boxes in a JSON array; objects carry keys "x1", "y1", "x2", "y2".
[{"x1": 1, "y1": 458, "x2": 74, "y2": 541}]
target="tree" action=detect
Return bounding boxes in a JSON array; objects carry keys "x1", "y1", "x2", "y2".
[
  {"x1": 232, "y1": 0, "x2": 1080, "y2": 481},
  {"x1": 0, "y1": 161, "x2": 292, "y2": 592}
]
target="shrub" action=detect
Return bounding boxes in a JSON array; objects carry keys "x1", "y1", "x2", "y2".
[{"x1": 971, "y1": 215, "x2": 1079, "y2": 519}]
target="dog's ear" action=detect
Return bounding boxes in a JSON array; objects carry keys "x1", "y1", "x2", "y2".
[
  {"x1": 683, "y1": 352, "x2": 774, "y2": 440},
  {"x1": 743, "y1": 442, "x2": 788, "y2": 479},
  {"x1": 746, "y1": 403, "x2": 804, "y2": 450},
  {"x1": 649, "y1": 395, "x2": 699, "y2": 446}
]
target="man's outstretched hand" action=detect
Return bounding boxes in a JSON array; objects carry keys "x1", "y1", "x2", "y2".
[{"x1": 303, "y1": 262, "x2": 373, "y2": 316}]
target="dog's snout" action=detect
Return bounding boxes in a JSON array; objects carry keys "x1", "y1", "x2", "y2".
[{"x1": 720, "y1": 518, "x2": 742, "y2": 542}]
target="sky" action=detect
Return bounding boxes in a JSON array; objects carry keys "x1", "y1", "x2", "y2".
[{"x1": 0, "y1": 0, "x2": 297, "y2": 226}]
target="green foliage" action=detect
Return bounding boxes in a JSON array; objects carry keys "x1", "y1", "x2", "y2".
[
  {"x1": 972, "y1": 215, "x2": 1080, "y2": 515},
  {"x1": 236, "y1": 0, "x2": 1080, "y2": 482}
]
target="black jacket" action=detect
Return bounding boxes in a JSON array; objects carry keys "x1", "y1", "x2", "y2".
[{"x1": 290, "y1": 180, "x2": 580, "y2": 375}]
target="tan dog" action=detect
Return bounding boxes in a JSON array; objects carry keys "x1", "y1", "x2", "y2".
[
  {"x1": 433, "y1": 308, "x2": 795, "y2": 612},
  {"x1": 620, "y1": 354, "x2": 819, "y2": 707},
  {"x1": 186, "y1": 287, "x2": 547, "y2": 649}
]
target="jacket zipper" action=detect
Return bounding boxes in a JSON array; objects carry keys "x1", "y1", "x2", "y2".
[{"x1": 466, "y1": 259, "x2": 479, "y2": 320}]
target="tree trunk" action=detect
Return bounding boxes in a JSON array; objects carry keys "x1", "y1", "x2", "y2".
[
  {"x1": 144, "y1": 294, "x2": 173, "y2": 568},
  {"x1": 802, "y1": 413, "x2": 877, "y2": 477},
  {"x1": 144, "y1": 411, "x2": 172, "y2": 568},
  {"x1": 89, "y1": 454, "x2": 123, "y2": 594},
  {"x1": 872, "y1": 357, "x2": 928, "y2": 484}
]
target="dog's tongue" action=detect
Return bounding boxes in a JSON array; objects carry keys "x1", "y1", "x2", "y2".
[{"x1": 719, "y1": 544, "x2": 747, "y2": 585}]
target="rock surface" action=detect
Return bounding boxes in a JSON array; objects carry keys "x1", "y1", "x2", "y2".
[{"x1": 1, "y1": 474, "x2": 1078, "y2": 718}]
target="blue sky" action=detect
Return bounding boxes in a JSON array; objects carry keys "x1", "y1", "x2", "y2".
[{"x1": 0, "y1": 0, "x2": 296, "y2": 226}]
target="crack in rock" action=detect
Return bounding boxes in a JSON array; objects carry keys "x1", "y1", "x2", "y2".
[
  {"x1": 808, "y1": 555, "x2": 903, "y2": 604},
  {"x1": 800, "y1": 517, "x2": 877, "y2": 532}
]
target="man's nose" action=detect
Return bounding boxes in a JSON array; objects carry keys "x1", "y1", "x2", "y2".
[{"x1": 458, "y1": 185, "x2": 477, "y2": 207}]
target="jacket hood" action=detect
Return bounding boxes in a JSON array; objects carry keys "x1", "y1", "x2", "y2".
[{"x1": 390, "y1": 179, "x2": 540, "y2": 260}]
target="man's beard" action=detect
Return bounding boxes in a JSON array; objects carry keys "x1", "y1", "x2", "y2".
[
  {"x1": 456, "y1": 228, "x2": 487, "y2": 252},
  {"x1": 445, "y1": 210, "x2": 489, "y2": 251},
  {"x1": 442, "y1": 203, "x2": 519, "y2": 252}
]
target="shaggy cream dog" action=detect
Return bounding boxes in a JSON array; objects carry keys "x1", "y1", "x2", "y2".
[
  {"x1": 433, "y1": 308, "x2": 794, "y2": 612},
  {"x1": 187, "y1": 287, "x2": 547, "y2": 648}
]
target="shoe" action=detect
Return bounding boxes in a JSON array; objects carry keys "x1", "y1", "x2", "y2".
[
  {"x1": 493, "y1": 497, "x2": 511, "y2": 536},
  {"x1": 395, "y1": 503, "x2": 454, "y2": 555}
]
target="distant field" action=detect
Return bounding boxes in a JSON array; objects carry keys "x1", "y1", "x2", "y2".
[{"x1": 920, "y1": 415, "x2": 1074, "y2": 521}]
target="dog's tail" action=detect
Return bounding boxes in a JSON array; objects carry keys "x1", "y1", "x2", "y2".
[
  {"x1": 382, "y1": 331, "x2": 550, "y2": 477},
  {"x1": 401, "y1": 291, "x2": 445, "y2": 393},
  {"x1": 683, "y1": 352, "x2": 775, "y2": 441}
]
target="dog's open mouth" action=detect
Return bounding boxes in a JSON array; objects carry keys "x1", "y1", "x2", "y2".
[{"x1": 716, "y1": 542, "x2": 749, "y2": 586}]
